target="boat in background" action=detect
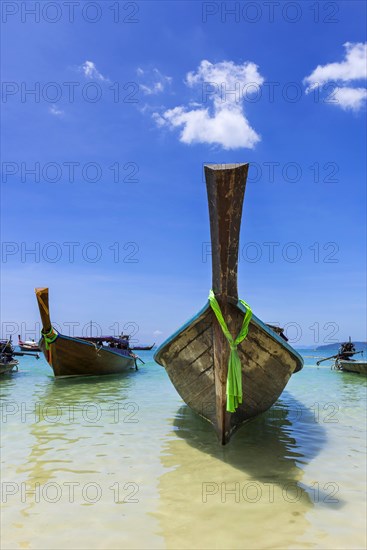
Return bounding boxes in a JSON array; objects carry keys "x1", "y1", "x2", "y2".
[
  {"x1": 131, "y1": 343, "x2": 155, "y2": 351},
  {"x1": 0, "y1": 358, "x2": 18, "y2": 375},
  {"x1": 336, "y1": 359, "x2": 367, "y2": 375},
  {"x1": 154, "y1": 164, "x2": 303, "y2": 445},
  {"x1": 317, "y1": 338, "x2": 365, "y2": 374},
  {"x1": 335, "y1": 338, "x2": 366, "y2": 374},
  {"x1": 0, "y1": 339, "x2": 19, "y2": 374},
  {"x1": 78, "y1": 332, "x2": 154, "y2": 351},
  {"x1": 35, "y1": 287, "x2": 137, "y2": 377},
  {"x1": 0, "y1": 338, "x2": 40, "y2": 374},
  {"x1": 0, "y1": 338, "x2": 19, "y2": 374},
  {"x1": 18, "y1": 336, "x2": 41, "y2": 352}
]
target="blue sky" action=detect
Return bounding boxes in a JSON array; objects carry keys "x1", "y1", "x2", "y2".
[{"x1": 1, "y1": 0, "x2": 366, "y2": 346}]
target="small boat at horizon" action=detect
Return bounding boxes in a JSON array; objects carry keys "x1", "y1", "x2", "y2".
[
  {"x1": 154, "y1": 163, "x2": 303, "y2": 445},
  {"x1": 35, "y1": 288, "x2": 136, "y2": 377},
  {"x1": 131, "y1": 343, "x2": 155, "y2": 351}
]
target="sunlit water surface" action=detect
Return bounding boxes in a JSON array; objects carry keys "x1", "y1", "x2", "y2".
[{"x1": 1, "y1": 348, "x2": 366, "y2": 549}]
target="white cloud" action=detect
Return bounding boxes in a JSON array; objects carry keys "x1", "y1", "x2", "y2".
[
  {"x1": 81, "y1": 60, "x2": 109, "y2": 82},
  {"x1": 154, "y1": 106, "x2": 260, "y2": 149},
  {"x1": 304, "y1": 42, "x2": 366, "y2": 90},
  {"x1": 333, "y1": 86, "x2": 367, "y2": 111},
  {"x1": 49, "y1": 104, "x2": 64, "y2": 117},
  {"x1": 137, "y1": 67, "x2": 172, "y2": 95},
  {"x1": 303, "y1": 42, "x2": 366, "y2": 111},
  {"x1": 185, "y1": 59, "x2": 264, "y2": 91},
  {"x1": 153, "y1": 60, "x2": 264, "y2": 150},
  {"x1": 153, "y1": 330, "x2": 163, "y2": 336},
  {"x1": 141, "y1": 82, "x2": 163, "y2": 95}
]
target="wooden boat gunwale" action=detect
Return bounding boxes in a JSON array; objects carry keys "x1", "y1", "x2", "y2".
[
  {"x1": 154, "y1": 300, "x2": 303, "y2": 373},
  {"x1": 72, "y1": 335, "x2": 129, "y2": 344},
  {"x1": 44, "y1": 333, "x2": 133, "y2": 360}
]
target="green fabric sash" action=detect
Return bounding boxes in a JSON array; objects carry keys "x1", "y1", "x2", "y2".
[
  {"x1": 41, "y1": 327, "x2": 58, "y2": 349},
  {"x1": 208, "y1": 290, "x2": 253, "y2": 413}
]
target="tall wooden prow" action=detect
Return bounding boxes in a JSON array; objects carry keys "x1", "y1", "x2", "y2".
[
  {"x1": 35, "y1": 287, "x2": 52, "y2": 333},
  {"x1": 205, "y1": 164, "x2": 249, "y2": 444}
]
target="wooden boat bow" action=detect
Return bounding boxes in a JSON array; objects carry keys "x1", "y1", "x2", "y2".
[{"x1": 154, "y1": 162, "x2": 303, "y2": 445}]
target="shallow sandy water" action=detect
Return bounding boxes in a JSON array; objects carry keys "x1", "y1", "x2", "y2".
[{"x1": 1, "y1": 350, "x2": 366, "y2": 549}]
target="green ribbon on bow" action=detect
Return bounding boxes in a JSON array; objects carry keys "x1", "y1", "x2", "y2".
[
  {"x1": 208, "y1": 290, "x2": 253, "y2": 413},
  {"x1": 41, "y1": 327, "x2": 58, "y2": 350}
]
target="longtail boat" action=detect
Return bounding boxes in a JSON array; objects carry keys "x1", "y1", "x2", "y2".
[
  {"x1": 35, "y1": 287, "x2": 136, "y2": 377},
  {"x1": 131, "y1": 343, "x2": 155, "y2": 351},
  {"x1": 154, "y1": 164, "x2": 303, "y2": 444},
  {"x1": 0, "y1": 338, "x2": 39, "y2": 374},
  {"x1": 316, "y1": 338, "x2": 365, "y2": 373},
  {"x1": 0, "y1": 340, "x2": 19, "y2": 374},
  {"x1": 336, "y1": 359, "x2": 367, "y2": 375},
  {"x1": 0, "y1": 358, "x2": 18, "y2": 375},
  {"x1": 18, "y1": 336, "x2": 41, "y2": 352}
]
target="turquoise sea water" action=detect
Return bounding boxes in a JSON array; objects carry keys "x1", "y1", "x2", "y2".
[{"x1": 1, "y1": 347, "x2": 366, "y2": 549}]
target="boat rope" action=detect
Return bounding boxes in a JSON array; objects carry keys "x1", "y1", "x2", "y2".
[
  {"x1": 41, "y1": 327, "x2": 58, "y2": 349},
  {"x1": 208, "y1": 290, "x2": 252, "y2": 413}
]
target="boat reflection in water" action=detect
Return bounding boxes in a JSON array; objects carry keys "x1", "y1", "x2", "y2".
[
  {"x1": 153, "y1": 393, "x2": 339, "y2": 550},
  {"x1": 7, "y1": 374, "x2": 138, "y2": 519},
  {"x1": 2, "y1": 355, "x2": 168, "y2": 549}
]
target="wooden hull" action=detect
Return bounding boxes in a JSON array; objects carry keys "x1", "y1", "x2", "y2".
[
  {"x1": 0, "y1": 359, "x2": 18, "y2": 374},
  {"x1": 19, "y1": 344, "x2": 41, "y2": 352},
  {"x1": 39, "y1": 334, "x2": 135, "y2": 377},
  {"x1": 337, "y1": 360, "x2": 367, "y2": 375},
  {"x1": 154, "y1": 302, "x2": 303, "y2": 443},
  {"x1": 35, "y1": 287, "x2": 136, "y2": 377}
]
